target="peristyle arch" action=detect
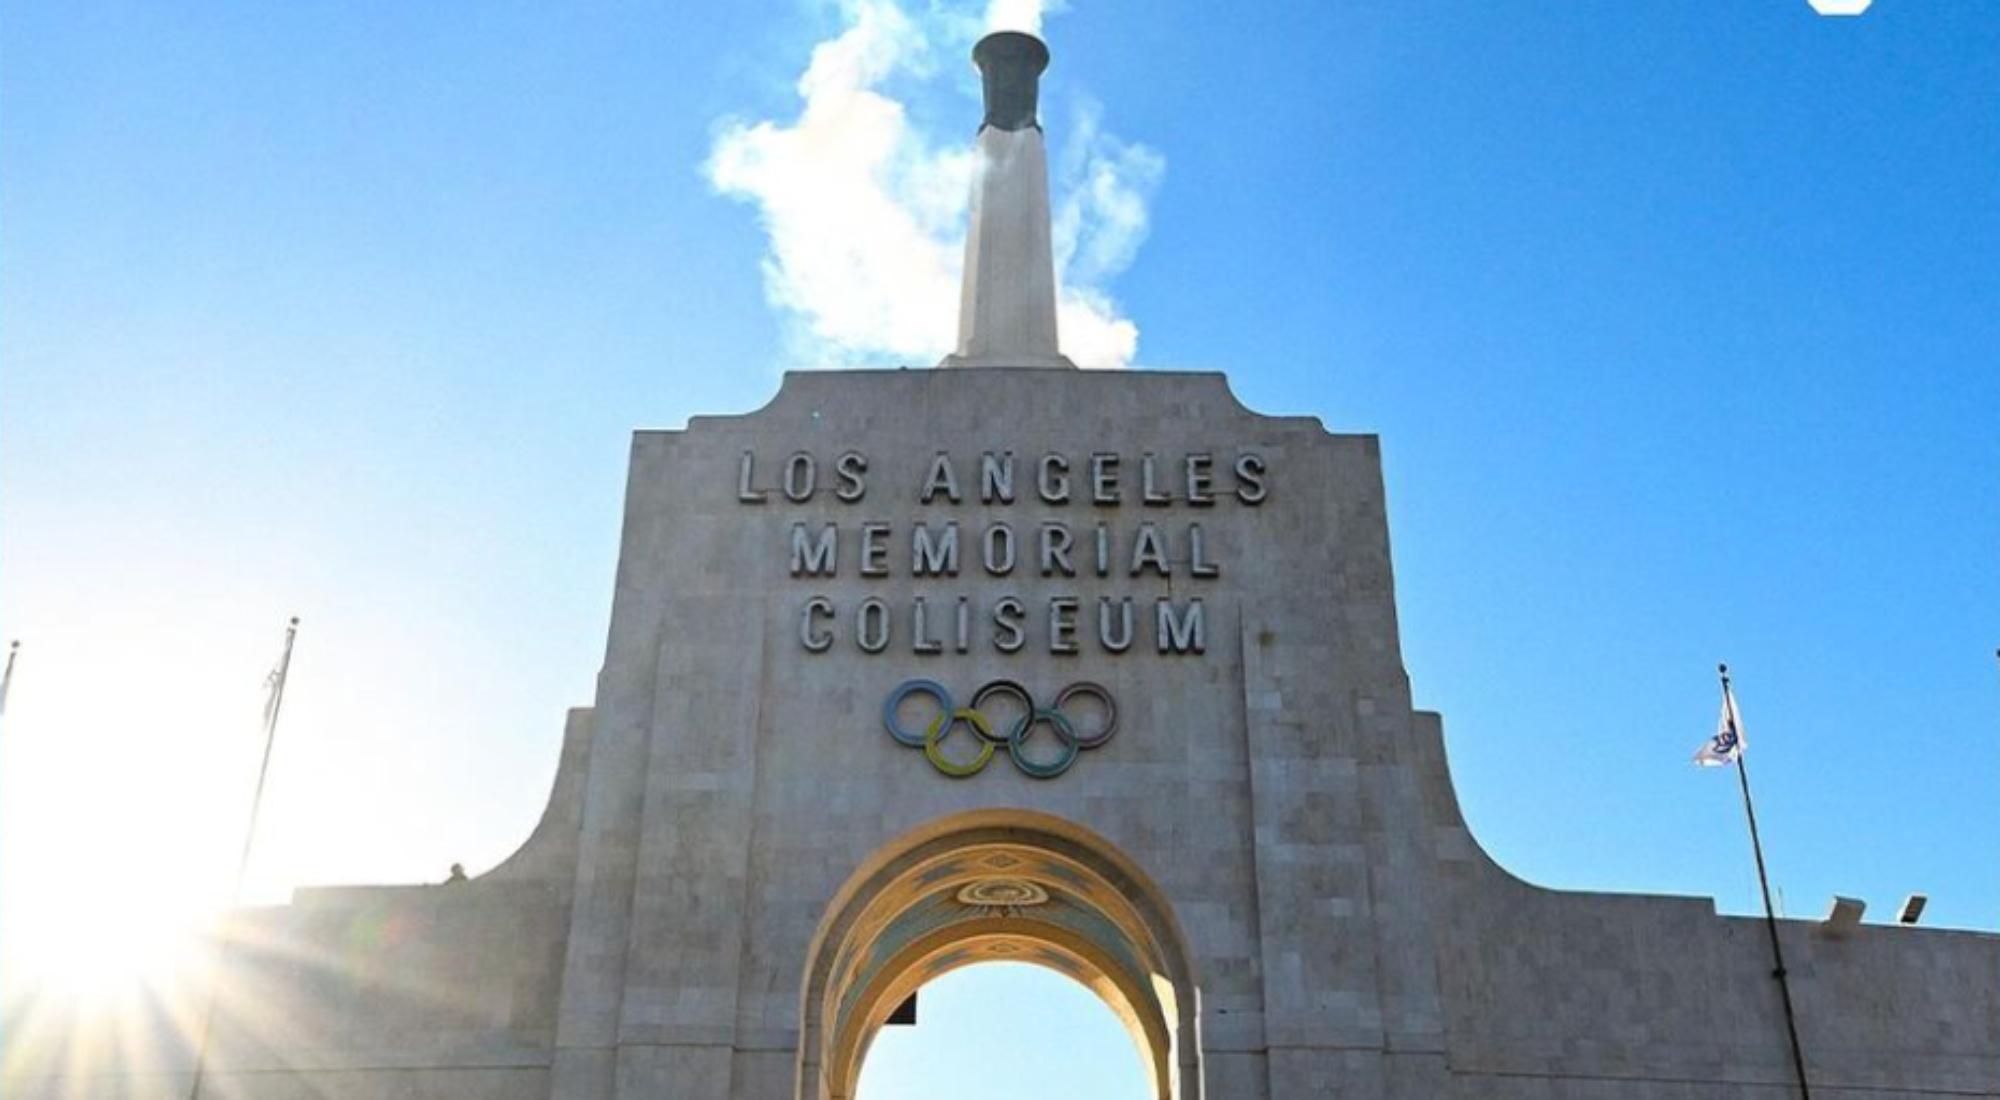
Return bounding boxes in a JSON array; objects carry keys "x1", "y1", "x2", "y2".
[{"x1": 796, "y1": 809, "x2": 1204, "y2": 1100}]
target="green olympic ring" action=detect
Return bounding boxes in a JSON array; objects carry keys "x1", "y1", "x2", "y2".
[
  {"x1": 1006, "y1": 708, "x2": 1079, "y2": 779},
  {"x1": 882, "y1": 679, "x2": 1118, "y2": 779}
]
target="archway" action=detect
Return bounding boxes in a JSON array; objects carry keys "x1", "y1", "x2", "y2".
[
  {"x1": 856, "y1": 962, "x2": 1151, "y2": 1098},
  {"x1": 796, "y1": 810, "x2": 1203, "y2": 1100}
]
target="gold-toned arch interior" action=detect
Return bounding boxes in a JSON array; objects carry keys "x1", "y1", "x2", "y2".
[{"x1": 799, "y1": 810, "x2": 1202, "y2": 1100}]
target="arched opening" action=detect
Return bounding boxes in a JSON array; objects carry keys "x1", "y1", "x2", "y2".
[
  {"x1": 797, "y1": 809, "x2": 1202, "y2": 1100},
  {"x1": 856, "y1": 962, "x2": 1152, "y2": 1098}
]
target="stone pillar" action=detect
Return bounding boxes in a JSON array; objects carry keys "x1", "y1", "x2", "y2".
[{"x1": 940, "y1": 31, "x2": 1075, "y2": 369}]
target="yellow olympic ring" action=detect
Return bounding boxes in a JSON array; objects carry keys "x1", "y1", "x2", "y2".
[{"x1": 923, "y1": 707, "x2": 996, "y2": 778}]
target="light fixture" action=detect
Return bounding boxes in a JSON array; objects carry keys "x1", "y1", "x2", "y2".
[{"x1": 1822, "y1": 896, "x2": 1865, "y2": 935}]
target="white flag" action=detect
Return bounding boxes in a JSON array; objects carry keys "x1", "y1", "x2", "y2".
[{"x1": 1694, "y1": 680, "x2": 1745, "y2": 766}]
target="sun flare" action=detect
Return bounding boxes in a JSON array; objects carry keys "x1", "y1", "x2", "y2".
[
  {"x1": 4, "y1": 894, "x2": 212, "y2": 1004},
  {"x1": 0, "y1": 628, "x2": 277, "y2": 1015}
]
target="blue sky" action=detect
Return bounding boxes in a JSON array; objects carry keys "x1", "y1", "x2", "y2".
[{"x1": 2, "y1": 2, "x2": 1994, "y2": 1095}]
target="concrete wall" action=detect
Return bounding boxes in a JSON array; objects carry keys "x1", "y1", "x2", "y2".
[
  {"x1": 1415, "y1": 711, "x2": 2000, "y2": 1098},
  {"x1": 6, "y1": 369, "x2": 1992, "y2": 1099}
]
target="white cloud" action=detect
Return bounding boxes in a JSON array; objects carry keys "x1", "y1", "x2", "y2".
[
  {"x1": 1052, "y1": 100, "x2": 1164, "y2": 366},
  {"x1": 983, "y1": 0, "x2": 1061, "y2": 34},
  {"x1": 707, "y1": 0, "x2": 1160, "y2": 369}
]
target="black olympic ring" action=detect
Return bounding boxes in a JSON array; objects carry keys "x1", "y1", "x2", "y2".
[{"x1": 881, "y1": 679, "x2": 1119, "y2": 779}]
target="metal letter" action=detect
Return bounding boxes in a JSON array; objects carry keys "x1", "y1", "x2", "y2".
[
  {"x1": 800, "y1": 596, "x2": 835, "y2": 652},
  {"x1": 790, "y1": 523, "x2": 838, "y2": 577},
  {"x1": 911, "y1": 597, "x2": 942, "y2": 654},
  {"x1": 1189, "y1": 523, "x2": 1220, "y2": 578},
  {"x1": 1049, "y1": 596, "x2": 1080, "y2": 654},
  {"x1": 1234, "y1": 453, "x2": 1268, "y2": 504},
  {"x1": 921, "y1": 452, "x2": 962, "y2": 504},
  {"x1": 982, "y1": 522, "x2": 1017, "y2": 575},
  {"x1": 737, "y1": 451, "x2": 768, "y2": 503},
  {"x1": 1094, "y1": 522, "x2": 1111, "y2": 577},
  {"x1": 1129, "y1": 522, "x2": 1171, "y2": 577},
  {"x1": 1097, "y1": 597, "x2": 1134, "y2": 653},
  {"x1": 993, "y1": 596, "x2": 1026, "y2": 653},
  {"x1": 835, "y1": 451, "x2": 868, "y2": 503},
  {"x1": 857, "y1": 598, "x2": 891, "y2": 653},
  {"x1": 783, "y1": 451, "x2": 816, "y2": 502},
  {"x1": 1155, "y1": 598, "x2": 1206, "y2": 654},
  {"x1": 1037, "y1": 453, "x2": 1070, "y2": 503},
  {"x1": 1141, "y1": 452, "x2": 1171, "y2": 505},
  {"x1": 955, "y1": 596, "x2": 971, "y2": 654},
  {"x1": 981, "y1": 451, "x2": 1015, "y2": 504},
  {"x1": 860, "y1": 522, "x2": 891, "y2": 577},
  {"x1": 1039, "y1": 522, "x2": 1076, "y2": 577},
  {"x1": 912, "y1": 522, "x2": 961, "y2": 577},
  {"x1": 1091, "y1": 452, "x2": 1120, "y2": 505},
  {"x1": 1185, "y1": 453, "x2": 1215, "y2": 506}
]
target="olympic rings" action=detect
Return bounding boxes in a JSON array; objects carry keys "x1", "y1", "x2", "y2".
[
  {"x1": 882, "y1": 679, "x2": 1118, "y2": 779},
  {"x1": 1054, "y1": 682, "x2": 1117, "y2": 748},
  {"x1": 1006, "y1": 708, "x2": 1079, "y2": 779},
  {"x1": 883, "y1": 679, "x2": 951, "y2": 747},
  {"x1": 923, "y1": 707, "x2": 996, "y2": 777},
  {"x1": 969, "y1": 680, "x2": 1034, "y2": 744}
]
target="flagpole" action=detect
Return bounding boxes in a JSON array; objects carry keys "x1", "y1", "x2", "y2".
[
  {"x1": 1721, "y1": 663, "x2": 1812, "y2": 1100},
  {"x1": 232, "y1": 617, "x2": 299, "y2": 892},
  {"x1": 186, "y1": 616, "x2": 300, "y2": 1100},
  {"x1": 0, "y1": 639, "x2": 19, "y2": 721}
]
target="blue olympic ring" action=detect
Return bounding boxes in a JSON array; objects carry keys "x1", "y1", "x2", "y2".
[{"x1": 883, "y1": 679, "x2": 952, "y2": 747}]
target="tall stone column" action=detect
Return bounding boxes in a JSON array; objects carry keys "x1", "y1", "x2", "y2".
[{"x1": 940, "y1": 32, "x2": 1075, "y2": 369}]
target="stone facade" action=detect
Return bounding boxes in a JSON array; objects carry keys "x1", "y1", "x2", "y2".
[{"x1": 7, "y1": 367, "x2": 1994, "y2": 1099}]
